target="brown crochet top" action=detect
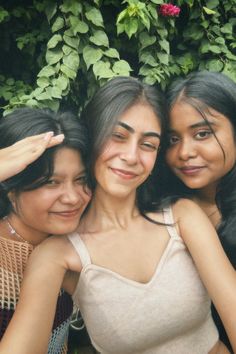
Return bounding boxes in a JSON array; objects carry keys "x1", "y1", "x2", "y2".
[{"x1": 0, "y1": 235, "x2": 73, "y2": 353}]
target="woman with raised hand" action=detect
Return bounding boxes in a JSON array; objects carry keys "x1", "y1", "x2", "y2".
[
  {"x1": 164, "y1": 71, "x2": 236, "y2": 353},
  {"x1": 1, "y1": 77, "x2": 236, "y2": 354},
  {"x1": 0, "y1": 107, "x2": 91, "y2": 353}
]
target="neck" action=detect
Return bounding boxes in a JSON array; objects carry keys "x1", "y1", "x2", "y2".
[
  {"x1": 6, "y1": 214, "x2": 48, "y2": 246},
  {"x1": 80, "y1": 188, "x2": 139, "y2": 233}
]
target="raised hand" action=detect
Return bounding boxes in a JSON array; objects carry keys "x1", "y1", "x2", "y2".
[{"x1": 0, "y1": 132, "x2": 64, "y2": 181}]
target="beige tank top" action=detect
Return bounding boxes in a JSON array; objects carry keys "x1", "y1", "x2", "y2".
[{"x1": 68, "y1": 207, "x2": 218, "y2": 354}]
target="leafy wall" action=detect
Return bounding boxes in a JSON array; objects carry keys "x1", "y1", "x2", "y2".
[{"x1": 0, "y1": 0, "x2": 235, "y2": 115}]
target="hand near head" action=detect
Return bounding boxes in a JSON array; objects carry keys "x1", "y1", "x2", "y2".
[{"x1": 0, "y1": 132, "x2": 64, "y2": 182}]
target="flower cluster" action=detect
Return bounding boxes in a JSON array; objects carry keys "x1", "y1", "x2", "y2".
[{"x1": 159, "y1": 3, "x2": 181, "y2": 17}]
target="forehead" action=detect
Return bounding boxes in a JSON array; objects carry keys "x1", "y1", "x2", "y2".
[
  {"x1": 169, "y1": 101, "x2": 231, "y2": 130},
  {"x1": 118, "y1": 103, "x2": 161, "y2": 132},
  {"x1": 53, "y1": 147, "x2": 84, "y2": 170}
]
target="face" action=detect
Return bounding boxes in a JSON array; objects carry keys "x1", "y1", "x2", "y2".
[
  {"x1": 94, "y1": 103, "x2": 161, "y2": 199},
  {"x1": 10, "y1": 147, "x2": 91, "y2": 244},
  {"x1": 166, "y1": 101, "x2": 236, "y2": 195}
]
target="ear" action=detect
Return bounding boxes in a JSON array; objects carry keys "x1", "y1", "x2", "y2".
[{"x1": 7, "y1": 191, "x2": 17, "y2": 210}]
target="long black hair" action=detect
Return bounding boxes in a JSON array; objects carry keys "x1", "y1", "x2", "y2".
[{"x1": 0, "y1": 107, "x2": 89, "y2": 218}]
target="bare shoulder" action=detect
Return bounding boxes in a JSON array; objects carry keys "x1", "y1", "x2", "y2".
[
  {"x1": 33, "y1": 234, "x2": 83, "y2": 273},
  {"x1": 172, "y1": 198, "x2": 207, "y2": 222}
]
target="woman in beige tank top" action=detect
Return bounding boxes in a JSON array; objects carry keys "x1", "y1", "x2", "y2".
[{"x1": 1, "y1": 77, "x2": 236, "y2": 354}]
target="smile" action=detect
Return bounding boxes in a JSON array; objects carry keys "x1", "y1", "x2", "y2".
[
  {"x1": 179, "y1": 166, "x2": 205, "y2": 176},
  {"x1": 110, "y1": 167, "x2": 138, "y2": 180},
  {"x1": 51, "y1": 209, "x2": 81, "y2": 218}
]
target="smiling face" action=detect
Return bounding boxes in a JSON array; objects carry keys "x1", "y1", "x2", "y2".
[
  {"x1": 94, "y1": 103, "x2": 161, "y2": 200},
  {"x1": 166, "y1": 101, "x2": 236, "y2": 196},
  {"x1": 9, "y1": 147, "x2": 91, "y2": 244}
]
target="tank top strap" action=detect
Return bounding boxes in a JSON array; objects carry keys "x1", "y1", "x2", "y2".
[
  {"x1": 67, "y1": 233, "x2": 91, "y2": 267},
  {"x1": 162, "y1": 206, "x2": 180, "y2": 240}
]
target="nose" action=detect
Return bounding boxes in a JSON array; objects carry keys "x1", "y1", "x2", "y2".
[
  {"x1": 60, "y1": 183, "x2": 81, "y2": 205},
  {"x1": 178, "y1": 139, "x2": 197, "y2": 161},
  {"x1": 120, "y1": 139, "x2": 138, "y2": 165}
]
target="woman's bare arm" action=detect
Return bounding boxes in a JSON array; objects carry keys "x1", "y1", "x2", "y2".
[
  {"x1": 174, "y1": 199, "x2": 236, "y2": 352},
  {"x1": 0, "y1": 236, "x2": 81, "y2": 354}
]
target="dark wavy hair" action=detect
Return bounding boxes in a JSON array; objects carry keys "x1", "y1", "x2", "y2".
[
  {"x1": 0, "y1": 107, "x2": 89, "y2": 218},
  {"x1": 80, "y1": 76, "x2": 170, "y2": 217}
]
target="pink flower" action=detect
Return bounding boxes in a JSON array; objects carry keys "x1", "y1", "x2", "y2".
[{"x1": 159, "y1": 4, "x2": 181, "y2": 17}]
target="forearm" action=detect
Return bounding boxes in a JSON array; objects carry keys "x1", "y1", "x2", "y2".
[{"x1": 0, "y1": 247, "x2": 67, "y2": 354}]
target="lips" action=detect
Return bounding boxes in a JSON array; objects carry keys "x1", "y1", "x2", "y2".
[
  {"x1": 51, "y1": 209, "x2": 81, "y2": 218},
  {"x1": 110, "y1": 167, "x2": 138, "y2": 179},
  {"x1": 178, "y1": 166, "x2": 205, "y2": 175}
]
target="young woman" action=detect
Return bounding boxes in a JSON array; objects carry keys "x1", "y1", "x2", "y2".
[
  {"x1": 0, "y1": 108, "x2": 91, "y2": 353},
  {"x1": 164, "y1": 70, "x2": 236, "y2": 352},
  {"x1": 1, "y1": 77, "x2": 236, "y2": 354}
]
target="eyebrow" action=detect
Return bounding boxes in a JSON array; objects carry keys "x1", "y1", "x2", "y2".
[
  {"x1": 117, "y1": 121, "x2": 161, "y2": 139},
  {"x1": 169, "y1": 119, "x2": 216, "y2": 132}
]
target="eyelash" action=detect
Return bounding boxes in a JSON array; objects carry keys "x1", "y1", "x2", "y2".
[{"x1": 169, "y1": 130, "x2": 213, "y2": 145}]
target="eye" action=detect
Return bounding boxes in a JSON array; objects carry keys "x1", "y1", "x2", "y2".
[
  {"x1": 168, "y1": 135, "x2": 179, "y2": 145},
  {"x1": 195, "y1": 130, "x2": 213, "y2": 140},
  {"x1": 141, "y1": 142, "x2": 159, "y2": 151},
  {"x1": 75, "y1": 175, "x2": 87, "y2": 185},
  {"x1": 45, "y1": 179, "x2": 60, "y2": 187},
  {"x1": 111, "y1": 132, "x2": 126, "y2": 140}
]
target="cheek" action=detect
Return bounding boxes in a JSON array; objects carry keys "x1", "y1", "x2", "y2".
[{"x1": 142, "y1": 153, "x2": 157, "y2": 173}]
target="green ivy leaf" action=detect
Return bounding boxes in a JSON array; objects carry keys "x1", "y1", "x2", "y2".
[
  {"x1": 46, "y1": 49, "x2": 63, "y2": 65},
  {"x1": 63, "y1": 51, "x2": 80, "y2": 71},
  {"x1": 90, "y1": 30, "x2": 109, "y2": 47},
  {"x1": 157, "y1": 53, "x2": 169, "y2": 65},
  {"x1": 52, "y1": 17, "x2": 64, "y2": 32},
  {"x1": 54, "y1": 75, "x2": 69, "y2": 91},
  {"x1": 60, "y1": 2, "x2": 82, "y2": 16},
  {"x1": 124, "y1": 18, "x2": 139, "y2": 39},
  {"x1": 62, "y1": 44, "x2": 72, "y2": 55},
  {"x1": 85, "y1": 8, "x2": 104, "y2": 27},
  {"x1": 46, "y1": 86, "x2": 62, "y2": 99},
  {"x1": 203, "y1": 6, "x2": 216, "y2": 15},
  {"x1": 113, "y1": 60, "x2": 132, "y2": 75},
  {"x1": 207, "y1": 59, "x2": 223, "y2": 71},
  {"x1": 38, "y1": 66, "x2": 56, "y2": 77},
  {"x1": 47, "y1": 34, "x2": 62, "y2": 49},
  {"x1": 139, "y1": 52, "x2": 157, "y2": 67},
  {"x1": 60, "y1": 64, "x2": 77, "y2": 80},
  {"x1": 45, "y1": 3, "x2": 57, "y2": 22},
  {"x1": 221, "y1": 23, "x2": 233, "y2": 34},
  {"x1": 69, "y1": 16, "x2": 89, "y2": 34},
  {"x1": 209, "y1": 45, "x2": 221, "y2": 54},
  {"x1": 139, "y1": 33, "x2": 156, "y2": 49},
  {"x1": 83, "y1": 45, "x2": 103, "y2": 69},
  {"x1": 63, "y1": 35, "x2": 80, "y2": 49},
  {"x1": 159, "y1": 39, "x2": 169, "y2": 54},
  {"x1": 93, "y1": 61, "x2": 114, "y2": 78},
  {"x1": 104, "y1": 48, "x2": 120, "y2": 59},
  {"x1": 37, "y1": 77, "x2": 50, "y2": 88}
]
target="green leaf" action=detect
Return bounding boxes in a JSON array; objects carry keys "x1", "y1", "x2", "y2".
[
  {"x1": 139, "y1": 32, "x2": 156, "y2": 49},
  {"x1": 47, "y1": 34, "x2": 62, "y2": 49},
  {"x1": 207, "y1": 59, "x2": 223, "y2": 71},
  {"x1": 85, "y1": 8, "x2": 104, "y2": 27},
  {"x1": 62, "y1": 45, "x2": 72, "y2": 55},
  {"x1": 221, "y1": 23, "x2": 233, "y2": 34},
  {"x1": 63, "y1": 35, "x2": 80, "y2": 49},
  {"x1": 159, "y1": 39, "x2": 169, "y2": 54},
  {"x1": 46, "y1": 49, "x2": 63, "y2": 65},
  {"x1": 63, "y1": 51, "x2": 80, "y2": 71},
  {"x1": 124, "y1": 18, "x2": 138, "y2": 39},
  {"x1": 209, "y1": 45, "x2": 221, "y2": 54},
  {"x1": 104, "y1": 48, "x2": 120, "y2": 59},
  {"x1": 60, "y1": 64, "x2": 77, "y2": 80},
  {"x1": 113, "y1": 60, "x2": 132, "y2": 75},
  {"x1": 69, "y1": 16, "x2": 89, "y2": 34},
  {"x1": 90, "y1": 30, "x2": 109, "y2": 47},
  {"x1": 203, "y1": 6, "x2": 216, "y2": 15},
  {"x1": 46, "y1": 86, "x2": 62, "y2": 99},
  {"x1": 139, "y1": 52, "x2": 157, "y2": 66},
  {"x1": 83, "y1": 45, "x2": 103, "y2": 69},
  {"x1": 60, "y1": 2, "x2": 82, "y2": 16},
  {"x1": 93, "y1": 61, "x2": 114, "y2": 79},
  {"x1": 157, "y1": 53, "x2": 169, "y2": 65},
  {"x1": 52, "y1": 17, "x2": 64, "y2": 32},
  {"x1": 45, "y1": 3, "x2": 57, "y2": 22},
  {"x1": 38, "y1": 66, "x2": 56, "y2": 78},
  {"x1": 54, "y1": 75, "x2": 69, "y2": 91},
  {"x1": 37, "y1": 77, "x2": 50, "y2": 88}
]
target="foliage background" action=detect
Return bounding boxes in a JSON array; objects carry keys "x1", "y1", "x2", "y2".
[{"x1": 0, "y1": 0, "x2": 236, "y2": 116}]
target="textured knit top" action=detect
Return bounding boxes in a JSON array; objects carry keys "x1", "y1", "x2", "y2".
[
  {"x1": 0, "y1": 235, "x2": 73, "y2": 354},
  {"x1": 68, "y1": 207, "x2": 219, "y2": 354}
]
